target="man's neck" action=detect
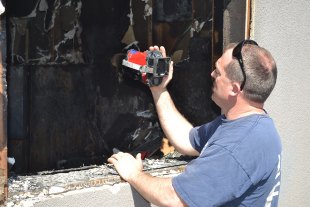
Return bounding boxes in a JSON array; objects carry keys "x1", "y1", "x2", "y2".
[{"x1": 224, "y1": 101, "x2": 265, "y2": 120}]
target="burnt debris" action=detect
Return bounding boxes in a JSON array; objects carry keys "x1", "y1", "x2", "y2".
[{"x1": 7, "y1": 0, "x2": 219, "y2": 174}]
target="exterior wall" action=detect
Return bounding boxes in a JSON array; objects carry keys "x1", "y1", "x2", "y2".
[
  {"x1": 33, "y1": 183, "x2": 156, "y2": 207},
  {"x1": 252, "y1": 1, "x2": 310, "y2": 206},
  {"x1": 8, "y1": 182, "x2": 155, "y2": 207}
]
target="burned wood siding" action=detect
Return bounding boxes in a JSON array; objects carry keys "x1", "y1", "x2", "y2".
[{"x1": 7, "y1": 0, "x2": 220, "y2": 173}]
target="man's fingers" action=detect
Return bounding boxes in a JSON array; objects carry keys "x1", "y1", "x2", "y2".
[
  {"x1": 160, "y1": 46, "x2": 166, "y2": 57},
  {"x1": 107, "y1": 157, "x2": 116, "y2": 164},
  {"x1": 149, "y1": 45, "x2": 160, "y2": 51},
  {"x1": 136, "y1": 153, "x2": 142, "y2": 162},
  {"x1": 108, "y1": 152, "x2": 123, "y2": 162},
  {"x1": 149, "y1": 45, "x2": 167, "y2": 57}
]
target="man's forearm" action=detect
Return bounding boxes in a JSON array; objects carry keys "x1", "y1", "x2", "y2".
[
  {"x1": 128, "y1": 171, "x2": 186, "y2": 207},
  {"x1": 151, "y1": 88, "x2": 198, "y2": 156},
  {"x1": 107, "y1": 152, "x2": 187, "y2": 206}
]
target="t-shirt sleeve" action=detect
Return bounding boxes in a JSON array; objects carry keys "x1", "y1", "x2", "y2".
[
  {"x1": 189, "y1": 126, "x2": 206, "y2": 152},
  {"x1": 189, "y1": 116, "x2": 223, "y2": 152},
  {"x1": 172, "y1": 145, "x2": 253, "y2": 207}
]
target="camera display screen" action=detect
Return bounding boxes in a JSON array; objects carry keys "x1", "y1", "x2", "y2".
[
  {"x1": 155, "y1": 58, "x2": 170, "y2": 76},
  {"x1": 147, "y1": 58, "x2": 154, "y2": 67}
]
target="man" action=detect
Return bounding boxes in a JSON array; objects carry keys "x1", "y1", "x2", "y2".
[{"x1": 108, "y1": 40, "x2": 282, "y2": 207}]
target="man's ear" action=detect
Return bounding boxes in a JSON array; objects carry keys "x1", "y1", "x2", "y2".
[{"x1": 229, "y1": 82, "x2": 241, "y2": 96}]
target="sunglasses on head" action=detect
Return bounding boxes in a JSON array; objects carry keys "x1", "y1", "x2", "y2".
[{"x1": 232, "y1": 39, "x2": 258, "y2": 91}]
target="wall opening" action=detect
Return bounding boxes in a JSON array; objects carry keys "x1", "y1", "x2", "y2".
[{"x1": 5, "y1": 0, "x2": 246, "y2": 175}]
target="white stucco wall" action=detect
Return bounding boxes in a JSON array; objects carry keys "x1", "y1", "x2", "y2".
[{"x1": 252, "y1": 1, "x2": 310, "y2": 206}]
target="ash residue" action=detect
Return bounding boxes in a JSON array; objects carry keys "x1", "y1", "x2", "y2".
[{"x1": 8, "y1": 157, "x2": 189, "y2": 206}]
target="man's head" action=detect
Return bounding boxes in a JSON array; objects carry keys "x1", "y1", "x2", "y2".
[{"x1": 211, "y1": 40, "x2": 277, "y2": 108}]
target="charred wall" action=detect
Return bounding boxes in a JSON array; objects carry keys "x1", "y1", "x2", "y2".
[{"x1": 6, "y1": 0, "x2": 225, "y2": 173}]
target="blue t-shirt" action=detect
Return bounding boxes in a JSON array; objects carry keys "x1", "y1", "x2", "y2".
[{"x1": 172, "y1": 114, "x2": 282, "y2": 207}]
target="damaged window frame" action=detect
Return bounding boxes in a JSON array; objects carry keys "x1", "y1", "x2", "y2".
[{"x1": 3, "y1": 0, "x2": 251, "y2": 204}]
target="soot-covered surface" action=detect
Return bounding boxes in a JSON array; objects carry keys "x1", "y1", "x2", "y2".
[{"x1": 7, "y1": 0, "x2": 219, "y2": 173}]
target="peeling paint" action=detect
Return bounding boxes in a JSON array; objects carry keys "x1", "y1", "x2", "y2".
[
  {"x1": 54, "y1": 25, "x2": 83, "y2": 64},
  {"x1": 53, "y1": 1, "x2": 84, "y2": 64},
  {"x1": 141, "y1": 0, "x2": 152, "y2": 19},
  {"x1": 136, "y1": 110, "x2": 153, "y2": 118},
  {"x1": 38, "y1": 0, "x2": 48, "y2": 11},
  {"x1": 24, "y1": 0, "x2": 40, "y2": 18},
  {"x1": 190, "y1": 19, "x2": 207, "y2": 37},
  {"x1": 128, "y1": 0, "x2": 134, "y2": 25},
  {"x1": 44, "y1": 0, "x2": 60, "y2": 32},
  {"x1": 9, "y1": 0, "x2": 84, "y2": 65},
  {"x1": 29, "y1": 47, "x2": 51, "y2": 64},
  {"x1": 0, "y1": 0, "x2": 5, "y2": 15}
]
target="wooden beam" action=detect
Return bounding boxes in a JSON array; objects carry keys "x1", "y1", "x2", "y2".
[
  {"x1": 0, "y1": 14, "x2": 8, "y2": 204},
  {"x1": 245, "y1": 0, "x2": 252, "y2": 39}
]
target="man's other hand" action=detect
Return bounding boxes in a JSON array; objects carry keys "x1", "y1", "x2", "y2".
[{"x1": 108, "y1": 152, "x2": 143, "y2": 182}]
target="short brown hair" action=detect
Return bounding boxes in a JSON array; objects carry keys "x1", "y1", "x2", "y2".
[{"x1": 225, "y1": 44, "x2": 277, "y2": 103}]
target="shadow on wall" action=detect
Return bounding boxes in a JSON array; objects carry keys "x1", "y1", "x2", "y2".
[{"x1": 131, "y1": 185, "x2": 152, "y2": 207}]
